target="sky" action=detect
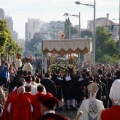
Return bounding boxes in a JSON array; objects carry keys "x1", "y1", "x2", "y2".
[{"x1": 0, "y1": 0, "x2": 119, "y2": 39}]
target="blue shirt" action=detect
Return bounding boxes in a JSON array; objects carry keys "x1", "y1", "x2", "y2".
[{"x1": 0, "y1": 66, "x2": 8, "y2": 78}]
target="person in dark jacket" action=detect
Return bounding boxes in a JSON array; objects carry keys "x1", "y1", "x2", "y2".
[
  {"x1": 94, "y1": 75, "x2": 108, "y2": 108},
  {"x1": 51, "y1": 70, "x2": 64, "y2": 109},
  {"x1": 63, "y1": 70, "x2": 77, "y2": 110},
  {"x1": 106, "y1": 73, "x2": 114, "y2": 108},
  {"x1": 76, "y1": 72, "x2": 85, "y2": 107},
  {"x1": 41, "y1": 73, "x2": 57, "y2": 97},
  {"x1": 98, "y1": 69, "x2": 108, "y2": 87},
  {"x1": 12, "y1": 70, "x2": 23, "y2": 88}
]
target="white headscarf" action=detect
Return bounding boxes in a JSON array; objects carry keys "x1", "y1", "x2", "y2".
[
  {"x1": 109, "y1": 79, "x2": 120, "y2": 105},
  {"x1": 87, "y1": 83, "x2": 99, "y2": 118},
  {"x1": 89, "y1": 93, "x2": 98, "y2": 115}
]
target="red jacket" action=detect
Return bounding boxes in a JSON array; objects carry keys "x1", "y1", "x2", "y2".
[
  {"x1": 24, "y1": 92, "x2": 33, "y2": 100},
  {"x1": 31, "y1": 92, "x2": 42, "y2": 120},
  {"x1": 1, "y1": 89, "x2": 17, "y2": 120},
  {"x1": 9, "y1": 93, "x2": 33, "y2": 120},
  {"x1": 101, "y1": 105, "x2": 120, "y2": 120}
]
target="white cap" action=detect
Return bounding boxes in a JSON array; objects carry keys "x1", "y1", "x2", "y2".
[{"x1": 109, "y1": 79, "x2": 120, "y2": 101}]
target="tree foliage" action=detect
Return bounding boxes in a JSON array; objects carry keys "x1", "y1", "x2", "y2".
[
  {"x1": 98, "y1": 54, "x2": 118, "y2": 64},
  {"x1": 96, "y1": 26, "x2": 118, "y2": 64},
  {"x1": 81, "y1": 30, "x2": 93, "y2": 38},
  {"x1": 0, "y1": 20, "x2": 22, "y2": 56}
]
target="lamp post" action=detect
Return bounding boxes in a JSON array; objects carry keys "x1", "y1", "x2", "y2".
[
  {"x1": 119, "y1": 0, "x2": 120, "y2": 65},
  {"x1": 64, "y1": 12, "x2": 81, "y2": 38},
  {"x1": 75, "y1": 0, "x2": 96, "y2": 64},
  {"x1": 64, "y1": 12, "x2": 81, "y2": 64},
  {"x1": 68, "y1": 17, "x2": 71, "y2": 39}
]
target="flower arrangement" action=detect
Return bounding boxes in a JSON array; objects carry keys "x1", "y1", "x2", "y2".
[
  {"x1": 48, "y1": 55, "x2": 77, "y2": 74},
  {"x1": 49, "y1": 63, "x2": 75, "y2": 73}
]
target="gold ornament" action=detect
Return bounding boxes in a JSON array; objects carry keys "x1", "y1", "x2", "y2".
[{"x1": 60, "y1": 32, "x2": 65, "y2": 39}]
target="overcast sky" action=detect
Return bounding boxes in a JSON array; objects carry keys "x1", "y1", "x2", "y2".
[{"x1": 0, "y1": 0, "x2": 119, "y2": 39}]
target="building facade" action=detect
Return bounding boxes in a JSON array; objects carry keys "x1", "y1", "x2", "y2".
[
  {"x1": 87, "y1": 13, "x2": 118, "y2": 40},
  {"x1": 5, "y1": 16, "x2": 13, "y2": 35},
  {"x1": 48, "y1": 21, "x2": 65, "y2": 39},
  {"x1": 0, "y1": 8, "x2": 5, "y2": 20},
  {"x1": 25, "y1": 18, "x2": 42, "y2": 41},
  {"x1": 16, "y1": 39, "x2": 25, "y2": 52},
  {"x1": 33, "y1": 21, "x2": 65, "y2": 40},
  {"x1": 12, "y1": 31, "x2": 18, "y2": 41}
]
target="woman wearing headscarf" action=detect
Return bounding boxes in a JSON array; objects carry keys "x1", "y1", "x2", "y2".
[
  {"x1": 101, "y1": 79, "x2": 120, "y2": 120},
  {"x1": 74, "y1": 82, "x2": 104, "y2": 120}
]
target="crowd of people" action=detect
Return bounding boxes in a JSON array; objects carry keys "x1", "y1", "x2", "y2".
[{"x1": 0, "y1": 60, "x2": 120, "y2": 120}]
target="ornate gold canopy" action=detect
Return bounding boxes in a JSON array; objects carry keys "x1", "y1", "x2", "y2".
[{"x1": 42, "y1": 38, "x2": 92, "y2": 55}]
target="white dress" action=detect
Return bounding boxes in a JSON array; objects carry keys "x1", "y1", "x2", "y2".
[{"x1": 77, "y1": 99, "x2": 104, "y2": 120}]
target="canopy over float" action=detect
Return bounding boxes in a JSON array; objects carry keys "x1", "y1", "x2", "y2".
[
  {"x1": 42, "y1": 38, "x2": 92, "y2": 55},
  {"x1": 42, "y1": 38, "x2": 92, "y2": 73}
]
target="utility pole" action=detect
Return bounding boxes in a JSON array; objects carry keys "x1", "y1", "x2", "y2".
[
  {"x1": 68, "y1": 17, "x2": 71, "y2": 39},
  {"x1": 79, "y1": 12, "x2": 81, "y2": 38},
  {"x1": 119, "y1": 0, "x2": 120, "y2": 66}
]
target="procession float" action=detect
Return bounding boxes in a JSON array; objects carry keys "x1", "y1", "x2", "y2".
[{"x1": 42, "y1": 34, "x2": 92, "y2": 74}]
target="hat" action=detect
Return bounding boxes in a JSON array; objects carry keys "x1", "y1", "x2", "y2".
[
  {"x1": 109, "y1": 79, "x2": 120, "y2": 101},
  {"x1": 38, "y1": 93, "x2": 59, "y2": 108},
  {"x1": 87, "y1": 82, "x2": 99, "y2": 94},
  {"x1": 24, "y1": 57, "x2": 30, "y2": 63}
]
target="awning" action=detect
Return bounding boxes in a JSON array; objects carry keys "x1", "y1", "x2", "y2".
[{"x1": 42, "y1": 38, "x2": 92, "y2": 54}]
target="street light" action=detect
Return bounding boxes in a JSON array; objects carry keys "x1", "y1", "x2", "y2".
[
  {"x1": 119, "y1": 0, "x2": 120, "y2": 65},
  {"x1": 64, "y1": 12, "x2": 81, "y2": 63},
  {"x1": 75, "y1": 0, "x2": 96, "y2": 64},
  {"x1": 64, "y1": 12, "x2": 81, "y2": 38}
]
